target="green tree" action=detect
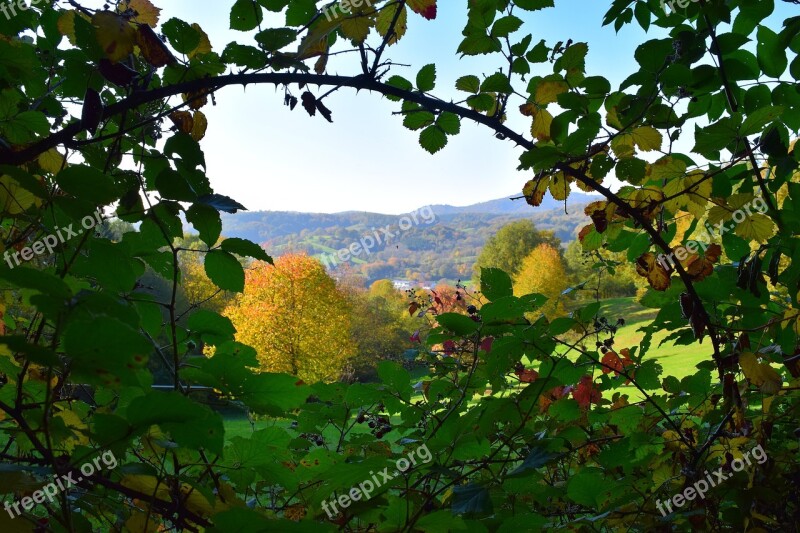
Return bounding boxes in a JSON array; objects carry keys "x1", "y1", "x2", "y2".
[{"x1": 473, "y1": 219, "x2": 561, "y2": 282}]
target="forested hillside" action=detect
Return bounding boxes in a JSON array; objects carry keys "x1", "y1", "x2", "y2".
[{"x1": 217, "y1": 195, "x2": 590, "y2": 281}]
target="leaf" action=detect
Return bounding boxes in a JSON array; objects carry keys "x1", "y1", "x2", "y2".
[
  {"x1": 197, "y1": 194, "x2": 247, "y2": 213},
  {"x1": 93, "y1": 11, "x2": 136, "y2": 62},
  {"x1": 407, "y1": 0, "x2": 437, "y2": 20},
  {"x1": 630, "y1": 126, "x2": 662, "y2": 151},
  {"x1": 451, "y1": 484, "x2": 492, "y2": 515},
  {"x1": 204, "y1": 250, "x2": 245, "y2": 292},
  {"x1": 573, "y1": 376, "x2": 601, "y2": 408},
  {"x1": 376, "y1": 3, "x2": 407, "y2": 45},
  {"x1": 509, "y1": 442, "x2": 560, "y2": 476},
  {"x1": 734, "y1": 213, "x2": 775, "y2": 243},
  {"x1": 128, "y1": 392, "x2": 225, "y2": 454},
  {"x1": 123, "y1": 0, "x2": 161, "y2": 27},
  {"x1": 739, "y1": 352, "x2": 782, "y2": 394},
  {"x1": 230, "y1": 0, "x2": 263, "y2": 31},
  {"x1": 186, "y1": 203, "x2": 221, "y2": 246},
  {"x1": 530, "y1": 108, "x2": 553, "y2": 142},
  {"x1": 136, "y1": 24, "x2": 177, "y2": 67},
  {"x1": 221, "y1": 237, "x2": 272, "y2": 263},
  {"x1": 437, "y1": 313, "x2": 480, "y2": 335},
  {"x1": 81, "y1": 88, "x2": 103, "y2": 136},
  {"x1": 455, "y1": 75, "x2": 480, "y2": 93},
  {"x1": 534, "y1": 80, "x2": 568, "y2": 105},
  {"x1": 635, "y1": 252, "x2": 671, "y2": 291},
  {"x1": 419, "y1": 125, "x2": 447, "y2": 154},
  {"x1": 191, "y1": 110, "x2": 208, "y2": 141},
  {"x1": 480, "y1": 268, "x2": 513, "y2": 301},
  {"x1": 416, "y1": 63, "x2": 436, "y2": 92},
  {"x1": 757, "y1": 25, "x2": 787, "y2": 78}
]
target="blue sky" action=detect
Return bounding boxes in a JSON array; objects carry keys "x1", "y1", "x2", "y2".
[{"x1": 84, "y1": 1, "x2": 792, "y2": 214}]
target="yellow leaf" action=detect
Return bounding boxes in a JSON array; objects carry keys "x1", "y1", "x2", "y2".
[
  {"x1": 548, "y1": 171, "x2": 570, "y2": 201},
  {"x1": 122, "y1": 0, "x2": 161, "y2": 27},
  {"x1": 535, "y1": 80, "x2": 569, "y2": 105},
  {"x1": 0, "y1": 175, "x2": 39, "y2": 214},
  {"x1": 606, "y1": 106, "x2": 623, "y2": 130},
  {"x1": 93, "y1": 11, "x2": 137, "y2": 63},
  {"x1": 734, "y1": 213, "x2": 775, "y2": 243},
  {"x1": 683, "y1": 171, "x2": 712, "y2": 220},
  {"x1": 531, "y1": 108, "x2": 552, "y2": 142},
  {"x1": 610, "y1": 134, "x2": 635, "y2": 158},
  {"x1": 188, "y1": 23, "x2": 212, "y2": 58},
  {"x1": 38, "y1": 149, "x2": 66, "y2": 174},
  {"x1": 341, "y1": 14, "x2": 374, "y2": 43},
  {"x1": 649, "y1": 156, "x2": 686, "y2": 182},
  {"x1": 739, "y1": 352, "x2": 782, "y2": 394},
  {"x1": 125, "y1": 510, "x2": 159, "y2": 533},
  {"x1": 523, "y1": 176, "x2": 549, "y2": 207},
  {"x1": 635, "y1": 252, "x2": 671, "y2": 291},
  {"x1": 375, "y1": 3, "x2": 407, "y2": 44},
  {"x1": 191, "y1": 111, "x2": 207, "y2": 141},
  {"x1": 57, "y1": 10, "x2": 77, "y2": 45},
  {"x1": 630, "y1": 126, "x2": 662, "y2": 151}
]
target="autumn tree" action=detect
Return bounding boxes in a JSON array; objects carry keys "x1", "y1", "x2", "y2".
[
  {"x1": 223, "y1": 254, "x2": 354, "y2": 382},
  {"x1": 513, "y1": 243, "x2": 569, "y2": 319},
  {"x1": 473, "y1": 219, "x2": 561, "y2": 282}
]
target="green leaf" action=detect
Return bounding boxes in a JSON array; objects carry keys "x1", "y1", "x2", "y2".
[
  {"x1": 254, "y1": 28, "x2": 297, "y2": 51},
  {"x1": 757, "y1": 25, "x2": 787, "y2": 77},
  {"x1": 741, "y1": 105, "x2": 783, "y2": 136},
  {"x1": 437, "y1": 313, "x2": 480, "y2": 335},
  {"x1": 128, "y1": 392, "x2": 225, "y2": 454},
  {"x1": 480, "y1": 267, "x2": 513, "y2": 301},
  {"x1": 188, "y1": 309, "x2": 236, "y2": 344},
  {"x1": 56, "y1": 165, "x2": 120, "y2": 205},
  {"x1": 455, "y1": 75, "x2": 479, "y2": 92},
  {"x1": 481, "y1": 72, "x2": 513, "y2": 94},
  {"x1": 419, "y1": 126, "x2": 447, "y2": 154},
  {"x1": 204, "y1": 250, "x2": 245, "y2": 292},
  {"x1": 567, "y1": 468, "x2": 605, "y2": 507},
  {"x1": 162, "y1": 18, "x2": 201, "y2": 54},
  {"x1": 491, "y1": 15, "x2": 523, "y2": 37},
  {"x1": 63, "y1": 318, "x2": 151, "y2": 387},
  {"x1": 452, "y1": 484, "x2": 493, "y2": 514},
  {"x1": 436, "y1": 112, "x2": 461, "y2": 135},
  {"x1": 231, "y1": 0, "x2": 264, "y2": 31},
  {"x1": 416, "y1": 64, "x2": 436, "y2": 92},
  {"x1": 221, "y1": 237, "x2": 272, "y2": 263},
  {"x1": 186, "y1": 203, "x2": 222, "y2": 247}
]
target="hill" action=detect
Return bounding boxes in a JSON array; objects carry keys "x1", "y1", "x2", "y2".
[{"x1": 217, "y1": 194, "x2": 595, "y2": 283}]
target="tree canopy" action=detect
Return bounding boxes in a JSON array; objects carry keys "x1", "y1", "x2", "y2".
[{"x1": 0, "y1": 0, "x2": 799, "y2": 531}]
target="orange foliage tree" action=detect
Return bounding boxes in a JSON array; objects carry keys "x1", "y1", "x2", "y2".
[{"x1": 223, "y1": 254, "x2": 354, "y2": 383}]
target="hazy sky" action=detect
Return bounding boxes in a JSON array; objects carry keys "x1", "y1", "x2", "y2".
[{"x1": 81, "y1": 1, "x2": 791, "y2": 214}]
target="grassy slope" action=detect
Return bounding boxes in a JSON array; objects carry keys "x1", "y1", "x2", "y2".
[{"x1": 599, "y1": 297, "x2": 704, "y2": 380}]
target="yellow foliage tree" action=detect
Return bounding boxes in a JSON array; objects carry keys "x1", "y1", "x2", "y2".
[
  {"x1": 513, "y1": 243, "x2": 569, "y2": 320},
  {"x1": 222, "y1": 253, "x2": 354, "y2": 383}
]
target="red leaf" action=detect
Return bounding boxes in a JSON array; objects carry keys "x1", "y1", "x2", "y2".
[
  {"x1": 443, "y1": 340, "x2": 455, "y2": 355},
  {"x1": 480, "y1": 336, "x2": 493, "y2": 353},
  {"x1": 573, "y1": 376, "x2": 602, "y2": 408}
]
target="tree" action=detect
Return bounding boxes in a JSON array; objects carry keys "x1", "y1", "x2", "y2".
[
  {"x1": 223, "y1": 254, "x2": 354, "y2": 382},
  {"x1": 513, "y1": 243, "x2": 569, "y2": 319},
  {"x1": 563, "y1": 239, "x2": 639, "y2": 299},
  {"x1": 0, "y1": 0, "x2": 798, "y2": 531},
  {"x1": 472, "y1": 219, "x2": 561, "y2": 281}
]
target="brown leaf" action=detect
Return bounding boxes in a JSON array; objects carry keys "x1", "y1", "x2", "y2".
[
  {"x1": 316, "y1": 100, "x2": 333, "y2": 123},
  {"x1": 136, "y1": 24, "x2": 176, "y2": 68},
  {"x1": 93, "y1": 11, "x2": 136, "y2": 63},
  {"x1": 301, "y1": 91, "x2": 316, "y2": 117},
  {"x1": 82, "y1": 88, "x2": 104, "y2": 135},
  {"x1": 168, "y1": 111, "x2": 193, "y2": 134},
  {"x1": 635, "y1": 252, "x2": 671, "y2": 291},
  {"x1": 98, "y1": 58, "x2": 137, "y2": 86}
]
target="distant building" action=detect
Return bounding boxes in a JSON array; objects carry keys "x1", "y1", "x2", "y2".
[{"x1": 393, "y1": 279, "x2": 412, "y2": 290}]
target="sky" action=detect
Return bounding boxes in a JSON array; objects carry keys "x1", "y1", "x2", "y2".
[{"x1": 80, "y1": 1, "x2": 793, "y2": 214}]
